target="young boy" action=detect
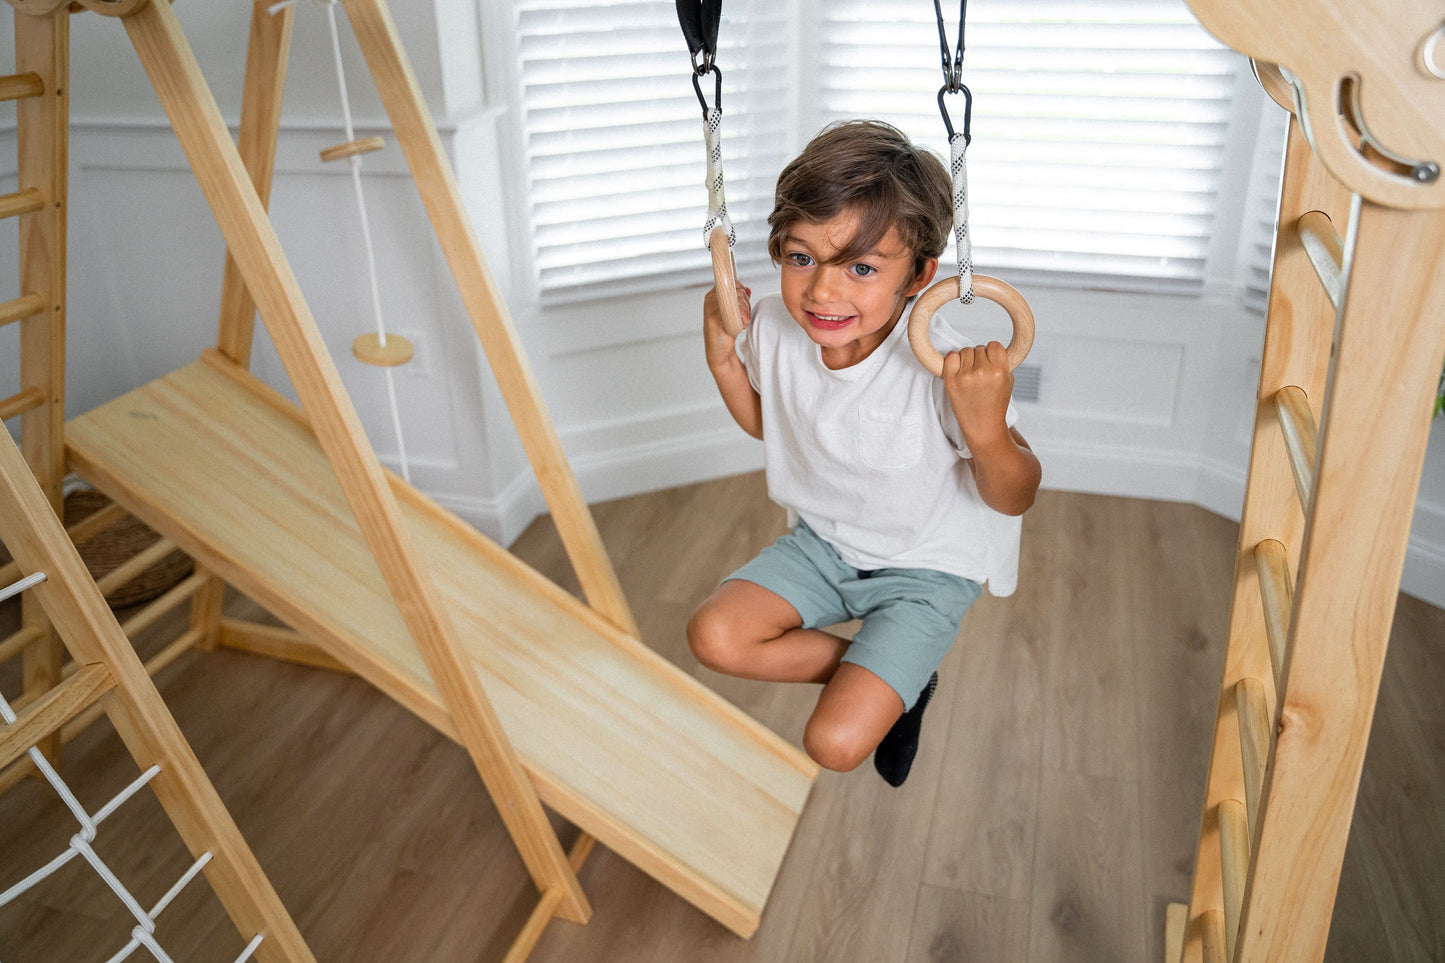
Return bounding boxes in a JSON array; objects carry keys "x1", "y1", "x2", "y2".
[{"x1": 687, "y1": 120, "x2": 1041, "y2": 787}]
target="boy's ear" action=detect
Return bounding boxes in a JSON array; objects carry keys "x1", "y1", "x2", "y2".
[{"x1": 906, "y1": 257, "x2": 939, "y2": 296}]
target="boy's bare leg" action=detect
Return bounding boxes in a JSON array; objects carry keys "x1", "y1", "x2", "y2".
[
  {"x1": 687, "y1": 579, "x2": 849, "y2": 684},
  {"x1": 804, "y1": 663, "x2": 905, "y2": 772}
]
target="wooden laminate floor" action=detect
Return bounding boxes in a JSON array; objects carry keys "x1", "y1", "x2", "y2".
[{"x1": 1, "y1": 476, "x2": 1442, "y2": 961}]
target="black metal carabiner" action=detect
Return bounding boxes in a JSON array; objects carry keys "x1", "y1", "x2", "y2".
[
  {"x1": 692, "y1": 64, "x2": 723, "y2": 115},
  {"x1": 938, "y1": 82, "x2": 972, "y2": 145}
]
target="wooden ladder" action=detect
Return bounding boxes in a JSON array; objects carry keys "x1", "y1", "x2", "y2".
[
  {"x1": 0, "y1": 5, "x2": 68, "y2": 770},
  {"x1": 1164, "y1": 66, "x2": 1445, "y2": 963},
  {"x1": 0, "y1": 423, "x2": 314, "y2": 962}
]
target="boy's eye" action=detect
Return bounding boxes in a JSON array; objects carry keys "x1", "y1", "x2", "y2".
[
  {"x1": 786, "y1": 252, "x2": 814, "y2": 267},
  {"x1": 850, "y1": 263, "x2": 877, "y2": 277}
]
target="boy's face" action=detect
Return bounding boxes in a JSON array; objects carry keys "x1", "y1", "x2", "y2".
[{"x1": 777, "y1": 208, "x2": 937, "y2": 369}]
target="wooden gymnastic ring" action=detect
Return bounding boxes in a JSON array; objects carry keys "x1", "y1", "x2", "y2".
[
  {"x1": 709, "y1": 227, "x2": 744, "y2": 338},
  {"x1": 74, "y1": 0, "x2": 151, "y2": 17},
  {"x1": 907, "y1": 274, "x2": 1034, "y2": 377}
]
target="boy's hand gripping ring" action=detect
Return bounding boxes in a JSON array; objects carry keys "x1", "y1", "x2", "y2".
[{"x1": 907, "y1": 274, "x2": 1034, "y2": 376}]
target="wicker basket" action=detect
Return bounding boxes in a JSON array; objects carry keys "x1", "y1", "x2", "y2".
[{"x1": 0, "y1": 490, "x2": 195, "y2": 610}]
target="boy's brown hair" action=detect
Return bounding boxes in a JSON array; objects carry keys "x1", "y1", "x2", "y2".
[{"x1": 767, "y1": 120, "x2": 952, "y2": 281}]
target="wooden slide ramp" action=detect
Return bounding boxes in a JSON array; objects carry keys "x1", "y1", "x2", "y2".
[{"x1": 65, "y1": 354, "x2": 818, "y2": 938}]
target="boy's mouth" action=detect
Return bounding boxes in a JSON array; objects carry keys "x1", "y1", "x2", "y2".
[{"x1": 807, "y1": 311, "x2": 855, "y2": 331}]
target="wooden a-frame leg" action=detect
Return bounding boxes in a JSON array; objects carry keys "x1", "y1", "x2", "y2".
[
  {"x1": 15, "y1": 5, "x2": 68, "y2": 766},
  {"x1": 118, "y1": 0, "x2": 590, "y2": 925},
  {"x1": 216, "y1": 0, "x2": 293, "y2": 367},
  {"x1": 341, "y1": 0, "x2": 641, "y2": 640}
]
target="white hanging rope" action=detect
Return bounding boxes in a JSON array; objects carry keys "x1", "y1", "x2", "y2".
[
  {"x1": 949, "y1": 131, "x2": 974, "y2": 304},
  {"x1": 269, "y1": 0, "x2": 412, "y2": 483},
  {"x1": 1, "y1": 667, "x2": 263, "y2": 961},
  {"x1": 702, "y1": 106, "x2": 735, "y2": 250}
]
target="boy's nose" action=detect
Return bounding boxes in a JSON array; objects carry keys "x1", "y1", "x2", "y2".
[{"x1": 807, "y1": 264, "x2": 845, "y2": 302}]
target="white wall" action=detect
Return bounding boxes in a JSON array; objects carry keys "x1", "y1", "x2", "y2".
[{"x1": 0, "y1": 2, "x2": 1440, "y2": 609}]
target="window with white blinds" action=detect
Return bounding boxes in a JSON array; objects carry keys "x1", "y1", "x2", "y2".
[
  {"x1": 1236, "y1": 99, "x2": 1290, "y2": 315},
  {"x1": 513, "y1": 0, "x2": 790, "y2": 303},
  {"x1": 512, "y1": 0, "x2": 1251, "y2": 302},
  {"x1": 815, "y1": 0, "x2": 1243, "y2": 288}
]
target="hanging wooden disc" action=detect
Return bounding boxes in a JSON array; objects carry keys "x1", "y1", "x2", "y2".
[{"x1": 353, "y1": 332, "x2": 414, "y2": 367}]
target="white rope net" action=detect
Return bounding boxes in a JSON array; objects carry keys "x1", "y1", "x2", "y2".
[{"x1": 0, "y1": 573, "x2": 263, "y2": 963}]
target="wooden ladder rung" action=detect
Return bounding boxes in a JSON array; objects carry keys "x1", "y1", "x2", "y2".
[
  {"x1": 1164, "y1": 901, "x2": 1188, "y2": 963},
  {"x1": 0, "y1": 72, "x2": 44, "y2": 103},
  {"x1": 65, "y1": 501, "x2": 130, "y2": 547},
  {"x1": 1253, "y1": 538, "x2": 1292, "y2": 689},
  {"x1": 1218, "y1": 798, "x2": 1250, "y2": 961},
  {"x1": 1297, "y1": 210, "x2": 1345, "y2": 310},
  {"x1": 1235, "y1": 677, "x2": 1272, "y2": 830},
  {"x1": 1200, "y1": 908, "x2": 1228, "y2": 963},
  {"x1": 319, "y1": 135, "x2": 385, "y2": 163},
  {"x1": 503, "y1": 886, "x2": 565, "y2": 963},
  {"x1": 1274, "y1": 385, "x2": 1318, "y2": 511},
  {"x1": 0, "y1": 293, "x2": 47, "y2": 328},
  {"x1": 217, "y1": 618, "x2": 353, "y2": 674},
  {"x1": 60, "y1": 627, "x2": 208, "y2": 743},
  {"x1": 0, "y1": 188, "x2": 45, "y2": 220},
  {"x1": 0, "y1": 624, "x2": 46, "y2": 664},
  {"x1": 94, "y1": 537, "x2": 184, "y2": 597},
  {"x1": 118, "y1": 571, "x2": 209, "y2": 640},
  {"x1": 0, "y1": 387, "x2": 46, "y2": 422},
  {"x1": 0, "y1": 662, "x2": 114, "y2": 770}
]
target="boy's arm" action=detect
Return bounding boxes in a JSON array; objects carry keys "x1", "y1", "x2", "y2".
[
  {"x1": 705, "y1": 284, "x2": 763, "y2": 439},
  {"x1": 943, "y1": 341, "x2": 1042, "y2": 516}
]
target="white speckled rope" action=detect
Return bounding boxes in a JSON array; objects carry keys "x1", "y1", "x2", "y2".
[
  {"x1": 0, "y1": 677, "x2": 262, "y2": 963},
  {"x1": 950, "y1": 131, "x2": 973, "y2": 304},
  {"x1": 270, "y1": 0, "x2": 411, "y2": 483},
  {"x1": 703, "y1": 106, "x2": 735, "y2": 250}
]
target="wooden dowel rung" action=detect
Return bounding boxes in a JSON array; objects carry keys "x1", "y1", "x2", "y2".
[
  {"x1": 1296, "y1": 210, "x2": 1345, "y2": 310},
  {"x1": 502, "y1": 886, "x2": 565, "y2": 963},
  {"x1": 568, "y1": 831, "x2": 597, "y2": 874},
  {"x1": 1253, "y1": 538, "x2": 1293, "y2": 689},
  {"x1": 61, "y1": 627, "x2": 207, "y2": 743},
  {"x1": 94, "y1": 537, "x2": 184, "y2": 596},
  {"x1": 217, "y1": 618, "x2": 352, "y2": 674},
  {"x1": 1218, "y1": 798, "x2": 1250, "y2": 961},
  {"x1": 64, "y1": 500, "x2": 130, "y2": 547},
  {"x1": 0, "y1": 72, "x2": 44, "y2": 102},
  {"x1": 319, "y1": 135, "x2": 385, "y2": 163},
  {"x1": 1235, "y1": 677, "x2": 1271, "y2": 831},
  {"x1": 0, "y1": 293, "x2": 46, "y2": 328},
  {"x1": 1274, "y1": 385, "x2": 1318, "y2": 511},
  {"x1": 0, "y1": 388, "x2": 46, "y2": 422},
  {"x1": 1164, "y1": 902, "x2": 1188, "y2": 963},
  {"x1": 118, "y1": 572, "x2": 210, "y2": 640},
  {"x1": 0, "y1": 663, "x2": 114, "y2": 771},
  {"x1": 0, "y1": 188, "x2": 45, "y2": 220},
  {"x1": 0, "y1": 624, "x2": 45, "y2": 664},
  {"x1": 1200, "y1": 908, "x2": 1227, "y2": 963}
]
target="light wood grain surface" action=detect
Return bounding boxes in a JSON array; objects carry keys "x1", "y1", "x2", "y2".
[{"x1": 63, "y1": 361, "x2": 815, "y2": 938}]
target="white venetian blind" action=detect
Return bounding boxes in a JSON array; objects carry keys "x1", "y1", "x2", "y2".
[
  {"x1": 1237, "y1": 98, "x2": 1290, "y2": 315},
  {"x1": 513, "y1": 0, "x2": 790, "y2": 303},
  {"x1": 817, "y1": 0, "x2": 1244, "y2": 289}
]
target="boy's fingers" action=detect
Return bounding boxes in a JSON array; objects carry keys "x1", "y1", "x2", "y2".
[{"x1": 985, "y1": 340, "x2": 1008, "y2": 367}]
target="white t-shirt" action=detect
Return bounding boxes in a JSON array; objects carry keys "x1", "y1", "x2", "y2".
[{"x1": 736, "y1": 293, "x2": 1022, "y2": 596}]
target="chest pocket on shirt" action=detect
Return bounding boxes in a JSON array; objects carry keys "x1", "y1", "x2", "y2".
[{"x1": 857, "y1": 408, "x2": 923, "y2": 471}]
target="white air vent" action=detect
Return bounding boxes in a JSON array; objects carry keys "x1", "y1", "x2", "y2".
[{"x1": 1013, "y1": 362, "x2": 1043, "y2": 405}]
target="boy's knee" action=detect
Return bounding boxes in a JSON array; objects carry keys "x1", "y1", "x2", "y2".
[
  {"x1": 803, "y1": 717, "x2": 872, "y2": 773},
  {"x1": 686, "y1": 605, "x2": 742, "y2": 673}
]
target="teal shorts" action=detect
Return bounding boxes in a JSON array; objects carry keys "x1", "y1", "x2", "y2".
[{"x1": 725, "y1": 520, "x2": 982, "y2": 709}]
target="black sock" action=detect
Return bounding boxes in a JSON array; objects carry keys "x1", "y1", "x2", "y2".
[{"x1": 873, "y1": 672, "x2": 938, "y2": 787}]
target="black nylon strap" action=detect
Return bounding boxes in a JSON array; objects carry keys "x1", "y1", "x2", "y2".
[{"x1": 675, "y1": 0, "x2": 722, "y2": 64}]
